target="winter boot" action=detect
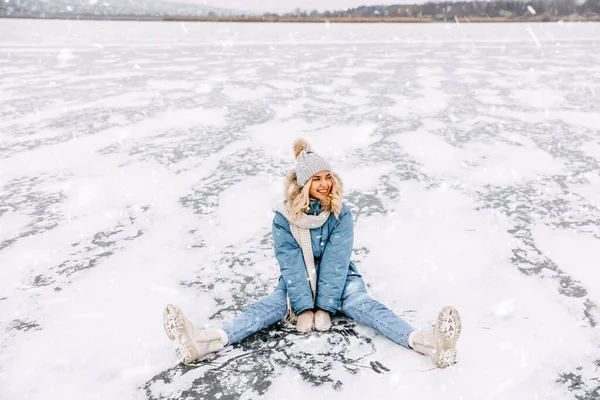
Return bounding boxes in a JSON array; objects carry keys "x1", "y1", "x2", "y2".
[
  {"x1": 411, "y1": 306, "x2": 462, "y2": 368},
  {"x1": 314, "y1": 309, "x2": 331, "y2": 332},
  {"x1": 163, "y1": 304, "x2": 225, "y2": 364}
]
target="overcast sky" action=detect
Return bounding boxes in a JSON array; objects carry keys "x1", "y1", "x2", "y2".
[{"x1": 183, "y1": 1, "x2": 408, "y2": 14}]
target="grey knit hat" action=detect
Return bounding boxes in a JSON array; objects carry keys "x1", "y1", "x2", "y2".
[{"x1": 293, "y1": 138, "x2": 332, "y2": 187}]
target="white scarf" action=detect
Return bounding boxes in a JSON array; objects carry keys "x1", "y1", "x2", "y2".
[{"x1": 274, "y1": 202, "x2": 330, "y2": 323}]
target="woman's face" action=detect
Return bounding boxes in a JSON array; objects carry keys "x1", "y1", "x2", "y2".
[{"x1": 308, "y1": 171, "x2": 332, "y2": 201}]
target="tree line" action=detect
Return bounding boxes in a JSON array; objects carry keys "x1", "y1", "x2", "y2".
[
  {"x1": 269, "y1": 0, "x2": 599, "y2": 19},
  {"x1": 2, "y1": 0, "x2": 599, "y2": 20}
]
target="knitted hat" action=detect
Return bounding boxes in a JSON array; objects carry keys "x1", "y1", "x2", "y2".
[{"x1": 293, "y1": 138, "x2": 332, "y2": 187}]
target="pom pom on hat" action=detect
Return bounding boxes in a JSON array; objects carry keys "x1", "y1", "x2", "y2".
[
  {"x1": 292, "y1": 138, "x2": 332, "y2": 187},
  {"x1": 293, "y1": 138, "x2": 311, "y2": 159}
]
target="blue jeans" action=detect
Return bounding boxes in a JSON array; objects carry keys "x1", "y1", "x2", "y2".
[{"x1": 222, "y1": 288, "x2": 415, "y2": 348}]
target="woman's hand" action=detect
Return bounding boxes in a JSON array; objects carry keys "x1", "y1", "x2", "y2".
[
  {"x1": 296, "y1": 310, "x2": 315, "y2": 333},
  {"x1": 314, "y1": 309, "x2": 331, "y2": 332}
]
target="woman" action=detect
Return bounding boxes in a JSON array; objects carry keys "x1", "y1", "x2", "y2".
[{"x1": 163, "y1": 139, "x2": 462, "y2": 369}]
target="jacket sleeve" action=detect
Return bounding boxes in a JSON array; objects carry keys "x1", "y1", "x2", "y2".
[
  {"x1": 272, "y1": 213, "x2": 315, "y2": 314},
  {"x1": 315, "y1": 206, "x2": 354, "y2": 313}
]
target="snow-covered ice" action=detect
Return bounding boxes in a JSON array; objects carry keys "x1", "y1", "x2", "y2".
[{"x1": 1, "y1": 19, "x2": 600, "y2": 400}]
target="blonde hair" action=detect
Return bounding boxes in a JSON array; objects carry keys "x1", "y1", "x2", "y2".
[{"x1": 285, "y1": 171, "x2": 344, "y2": 223}]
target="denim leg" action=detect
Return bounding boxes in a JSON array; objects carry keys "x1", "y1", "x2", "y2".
[
  {"x1": 340, "y1": 291, "x2": 415, "y2": 349},
  {"x1": 222, "y1": 289, "x2": 288, "y2": 345}
]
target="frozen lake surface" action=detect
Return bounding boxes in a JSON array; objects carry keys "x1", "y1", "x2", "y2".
[{"x1": 1, "y1": 19, "x2": 600, "y2": 400}]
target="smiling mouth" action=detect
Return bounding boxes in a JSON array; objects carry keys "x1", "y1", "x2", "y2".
[{"x1": 317, "y1": 189, "x2": 329, "y2": 195}]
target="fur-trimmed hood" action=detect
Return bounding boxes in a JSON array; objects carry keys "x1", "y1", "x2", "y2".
[{"x1": 284, "y1": 171, "x2": 302, "y2": 205}]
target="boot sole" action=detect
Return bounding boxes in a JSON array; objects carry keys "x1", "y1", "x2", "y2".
[
  {"x1": 434, "y1": 306, "x2": 462, "y2": 368},
  {"x1": 163, "y1": 304, "x2": 184, "y2": 341},
  {"x1": 163, "y1": 304, "x2": 196, "y2": 364}
]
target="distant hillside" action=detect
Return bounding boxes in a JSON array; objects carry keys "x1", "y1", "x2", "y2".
[
  {"x1": 0, "y1": 0, "x2": 240, "y2": 17},
  {"x1": 1, "y1": 0, "x2": 598, "y2": 21},
  {"x1": 274, "y1": 0, "x2": 600, "y2": 19}
]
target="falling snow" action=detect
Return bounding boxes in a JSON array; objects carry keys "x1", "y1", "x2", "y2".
[{"x1": 1, "y1": 19, "x2": 600, "y2": 400}]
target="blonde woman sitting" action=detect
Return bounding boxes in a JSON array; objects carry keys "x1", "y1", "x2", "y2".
[{"x1": 163, "y1": 139, "x2": 462, "y2": 369}]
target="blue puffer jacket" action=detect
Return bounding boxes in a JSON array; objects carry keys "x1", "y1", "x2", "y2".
[{"x1": 273, "y1": 200, "x2": 365, "y2": 314}]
